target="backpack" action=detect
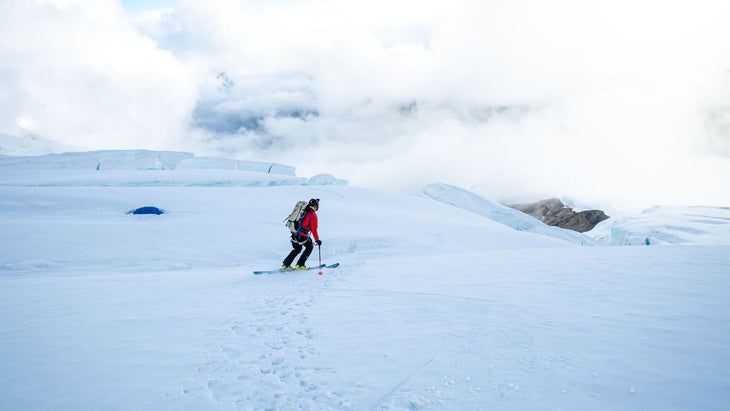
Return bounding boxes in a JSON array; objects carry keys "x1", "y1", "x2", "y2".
[{"x1": 284, "y1": 200, "x2": 308, "y2": 233}]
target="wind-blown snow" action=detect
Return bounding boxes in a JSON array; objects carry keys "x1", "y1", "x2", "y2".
[{"x1": 1, "y1": 150, "x2": 729, "y2": 410}]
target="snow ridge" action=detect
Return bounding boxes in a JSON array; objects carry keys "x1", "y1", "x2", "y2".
[{"x1": 422, "y1": 183, "x2": 596, "y2": 245}]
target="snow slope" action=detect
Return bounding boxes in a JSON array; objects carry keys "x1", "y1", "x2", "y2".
[
  {"x1": 587, "y1": 205, "x2": 730, "y2": 246},
  {"x1": 1, "y1": 150, "x2": 729, "y2": 410},
  {"x1": 422, "y1": 183, "x2": 596, "y2": 245}
]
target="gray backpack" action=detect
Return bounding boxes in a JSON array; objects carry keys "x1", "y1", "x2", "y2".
[{"x1": 284, "y1": 201, "x2": 307, "y2": 233}]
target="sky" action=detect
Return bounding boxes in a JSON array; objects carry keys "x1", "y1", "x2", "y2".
[
  {"x1": 120, "y1": 0, "x2": 174, "y2": 12},
  {"x1": 1, "y1": 0, "x2": 729, "y2": 211}
]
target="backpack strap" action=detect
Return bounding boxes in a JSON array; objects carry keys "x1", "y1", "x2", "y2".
[{"x1": 297, "y1": 209, "x2": 312, "y2": 237}]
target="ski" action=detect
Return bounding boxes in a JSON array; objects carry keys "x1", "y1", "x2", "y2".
[{"x1": 253, "y1": 263, "x2": 340, "y2": 275}]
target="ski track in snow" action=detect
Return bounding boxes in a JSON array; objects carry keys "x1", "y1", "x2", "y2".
[
  {"x1": 323, "y1": 290, "x2": 564, "y2": 410},
  {"x1": 180, "y1": 272, "x2": 349, "y2": 410},
  {"x1": 162, "y1": 264, "x2": 558, "y2": 411},
  {"x1": 176, "y1": 270, "x2": 553, "y2": 411}
]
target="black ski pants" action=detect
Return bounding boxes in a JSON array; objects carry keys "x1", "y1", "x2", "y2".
[{"x1": 283, "y1": 235, "x2": 313, "y2": 267}]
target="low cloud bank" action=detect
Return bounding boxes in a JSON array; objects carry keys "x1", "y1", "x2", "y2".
[{"x1": 2, "y1": 0, "x2": 729, "y2": 210}]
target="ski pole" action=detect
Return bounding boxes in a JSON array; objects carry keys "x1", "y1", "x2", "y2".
[{"x1": 318, "y1": 244, "x2": 323, "y2": 275}]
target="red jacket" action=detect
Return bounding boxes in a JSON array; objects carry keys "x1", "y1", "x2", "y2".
[{"x1": 299, "y1": 209, "x2": 319, "y2": 241}]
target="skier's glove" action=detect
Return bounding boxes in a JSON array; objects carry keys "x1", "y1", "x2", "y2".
[{"x1": 316, "y1": 240, "x2": 322, "y2": 246}]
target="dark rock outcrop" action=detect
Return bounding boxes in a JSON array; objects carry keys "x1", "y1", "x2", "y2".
[{"x1": 509, "y1": 198, "x2": 608, "y2": 233}]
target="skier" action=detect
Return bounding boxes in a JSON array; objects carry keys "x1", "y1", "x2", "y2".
[{"x1": 282, "y1": 198, "x2": 322, "y2": 270}]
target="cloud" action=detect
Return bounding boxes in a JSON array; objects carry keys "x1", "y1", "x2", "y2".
[
  {"x1": 0, "y1": 0, "x2": 195, "y2": 149},
  {"x1": 2, "y1": 0, "x2": 729, "y2": 210},
  {"x1": 161, "y1": 0, "x2": 730, "y2": 208}
]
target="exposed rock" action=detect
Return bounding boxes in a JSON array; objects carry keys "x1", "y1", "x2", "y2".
[{"x1": 508, "y1": 198, "x2": 609, "y2": 233}]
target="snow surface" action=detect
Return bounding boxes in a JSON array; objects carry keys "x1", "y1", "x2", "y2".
[
  {"x1": 587, "y1": 205, "x2": 730, "y2": 246},
  {"x1": 1, "y1": 150, "x2": 729, "y2": 410},
  {"x1": 422, "y1": 184, "x2": 596, "y2": 246}
]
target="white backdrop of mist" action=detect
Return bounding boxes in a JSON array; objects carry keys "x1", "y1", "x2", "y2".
[{"x1": 1, "y1": 0, "x2": 729, "y2": 211}]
